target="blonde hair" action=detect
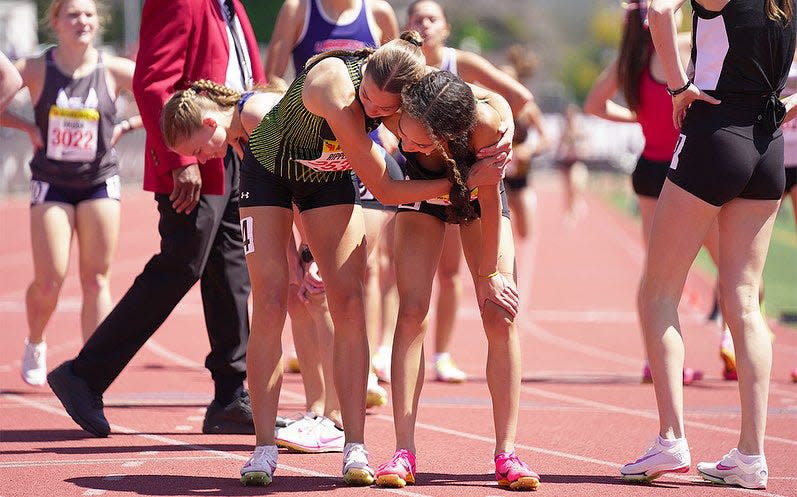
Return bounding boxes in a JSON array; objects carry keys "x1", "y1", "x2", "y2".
[
  {"x1": 305, "y1": 31, "x2": 426, "y2": 93},
  {"x1": 47, "y1": 0, "x2": 107, "y2": 33},
  {"x1": 161, "y1": 80, "x2": 242, "y2": 149},
  {"x1": 161, "y1": 80, "x2": 288, "y2": 149}
]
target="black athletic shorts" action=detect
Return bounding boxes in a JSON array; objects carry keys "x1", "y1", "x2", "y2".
[
  {"x1": 632, "y1": 155, "x2": 670, "y2": 198},
  {"x1": 667, "y1": 100, "x2": 785, "y2": 206},
  {"x1": 786, "y1": 167, "x2": 796, "y2": 194},
  {"x1": 239, "y1": 154, "x2": 360, "y2": 212},
  {"x1": 397, "y1": 182, "x2": 511, "y2": 224},
  {"x1": 30, "y1": 175, "x2": 121, "y2": 206}
]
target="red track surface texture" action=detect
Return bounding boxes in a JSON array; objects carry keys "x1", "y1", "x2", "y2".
[{"x1": 1, "y1": 177, "x2": 795, "y2": 497}]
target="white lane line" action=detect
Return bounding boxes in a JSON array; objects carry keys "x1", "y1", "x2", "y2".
[
  {"x1": 187, "y1": 416, "x2": 203, "y2": 422},
  {"x1": 175, "y1": 425, "x2": 192, "y2": 431},
  {"x1": 82, "y1": 490, "x2": 105, "y2": 496},
  {"x1": 3, "y1": 394, "x2": 432, "y2": 497},
  {"x1": 519, "y1": 384, "x2": 797, "y2": 446},
  {"x1": 0, "y1": 456, "x2": 224, "y2": 468}
]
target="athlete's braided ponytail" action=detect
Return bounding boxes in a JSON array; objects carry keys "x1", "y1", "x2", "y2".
[
  {"x1": 161, "y1": 80, "x2": 241, "y2": 150},
  {"x1": 402, "y1": 70, "x2": 478, "y2": 223}
]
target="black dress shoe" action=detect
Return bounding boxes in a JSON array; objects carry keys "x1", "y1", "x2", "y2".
[
  {"x1": 202, "y1": 393, "x2": 255, "y2": 435},
  {"x1": 47, "y1": 360, "x2": 110, "y2": 437}
]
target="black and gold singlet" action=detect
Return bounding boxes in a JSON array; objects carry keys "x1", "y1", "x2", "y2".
[{"x1": 247, "y1": 55, "x2": 381, "y2": 183}]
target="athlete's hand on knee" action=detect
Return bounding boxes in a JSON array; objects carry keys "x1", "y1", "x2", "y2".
[
  {"x1": 672, "y1": 84, "x2": 720, "y2": 128},
  {"x1": 303, "y1": 261, "x2": 325, "y2": 293},
  {"x1": 477, "y1": 273, "x2": 519, "y2": 318},
  {"x1": 170, "y1": 164, "x2": 202, "y2": 214},
  {"x1": 467, "y1": 152, "x2": 509, "y2": 189}
]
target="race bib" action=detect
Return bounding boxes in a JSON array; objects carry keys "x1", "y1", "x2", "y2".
[
  {"x1": 427, "y1": 187, "x2": 479, "y2": 206},
  {"x1": 295, "y1": 140, "x2": 351, "y2": 172},
  {"x1": 46, "y1": 106, "x2": 99, "y2": 162}
]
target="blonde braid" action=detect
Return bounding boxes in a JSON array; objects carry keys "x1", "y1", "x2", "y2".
[{"x1": 190, "y1": 80, "x2": 241, "y2": 108}]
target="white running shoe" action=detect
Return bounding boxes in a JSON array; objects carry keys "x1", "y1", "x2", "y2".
[
  {"x1": 372, "y1": 346, "x2": 391, "y2": 383},
  {"x1": 276, "y1": 415, "x2": 344, "y2": 453},
  {"x1": 240, "y1": 445, "x2": 278, "y2": 486},
  {"x1": 434, "y1": 353, "x2": 466, "y2": 383},
  {"x1": 697, "y1": 449, "x2": 768, "y2": 489},
  {"x1": 621, "y1": 436, "x2": 690, "y2": 482},
  {"x1": 21, "y1": 339, "x2": 47, "y2": 386},
  {"x1": 366, "y1": 372, "x2": 388, "y2": 408},
  {"x1": 342, "y1": 442, "x2": 375, "y2": 486}
]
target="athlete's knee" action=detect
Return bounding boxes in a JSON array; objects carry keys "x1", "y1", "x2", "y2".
[
  {"x1": 481, "y1": 302, "x2": 513, "y2": 336},
  {"x1": 397, "y1": 298, "x2": 430, "y2": 327},
  {"x1": 326, "y1": 288, "x2": 365, "y2": 325},
  {"x1": 719, "y1": 281, "x2": 761, "y2": 331},
  {"x1": 29, "y1": 274, "x2": 65, "y2": 303},
  {"x1": 79, "y1": 270, "x2": 110, "y2": 297}
]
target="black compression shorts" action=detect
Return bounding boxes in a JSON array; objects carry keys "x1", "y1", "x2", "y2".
[
  {"x1": 632, "y1": 156, "x2": 670, "y2": 198},
  {"x1": 667, "y1": 100, "x2": 785, "y2": 206},
  {"x1": 786, "y1": 167, "x2": 796, "y2": 194},
  {"x1": 240, "y1": 153, "x2": 360, "y2": 212}
]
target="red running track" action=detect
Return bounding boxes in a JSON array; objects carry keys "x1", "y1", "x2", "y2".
[{"x1": 1, "y1": 175, "x2": 795, "y2": 497}]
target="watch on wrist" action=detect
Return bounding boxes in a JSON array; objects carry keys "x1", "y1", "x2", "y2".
[
  {"x1": 300, "y1": 246, "x2": 314, "y2": 264},
  {"x1": 666, "y1": 80, "x2": 692, "y2": 97}
]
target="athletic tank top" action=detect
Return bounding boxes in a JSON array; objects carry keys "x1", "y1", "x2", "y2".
[
  {"x1": 247, "y1": 55, "x2": 381, "y2": 182},
  {"x1": 691, "y1": 0, "x2": 796, "y2": 95},
  {"x1": 292, "y1": 0, "x2": 379, "y2": 72},
  {"x1": 439, "y1": 47, "x2": 457, "y2": 74},
  {"x1": 637, "y1": 66, "x2": 679, "y2": 162},
  {"x1": 400, "y1": 143, "x2": 481, "y2": 205},
  {"x1": 30, "y1": 48, "x2": 118, "y2": 189}
]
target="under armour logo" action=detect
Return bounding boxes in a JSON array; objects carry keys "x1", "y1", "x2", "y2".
[{"x1": 240, "y1": 192, "x2": 250, "y2": 199}]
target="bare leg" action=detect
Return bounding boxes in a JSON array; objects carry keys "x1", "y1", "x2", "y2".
[
  {"x1": 390, "y1": 212, "x2": 445, "y2": 452},
  {"x1": 75, "y1": 198, "x2": 120, "y2": 341},
  {"x1": 638, "y1": 180, "x2": 719, "y2": 439},
  {"x1": 716, "y1": 198, "x2": 780, "y2": 455},
  {"x1": 26, "y1": 203, "x2": 75, "y2": 344},
  {"x1": 241, "y1": 206, "x2": 294, "y2": 446}
]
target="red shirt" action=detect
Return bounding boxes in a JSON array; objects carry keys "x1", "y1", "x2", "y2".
[{"x1": 132, "y1": 0, "x2": 265, "y2": 195}]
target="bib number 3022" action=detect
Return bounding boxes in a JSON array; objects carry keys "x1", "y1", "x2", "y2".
[{"x1": 46, "y1": 106, "x2": 100, "y2": 162}]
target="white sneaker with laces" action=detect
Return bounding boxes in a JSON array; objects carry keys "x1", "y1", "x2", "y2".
[
  {"x1": 275, "y1": 412, "x2": 318, "y2": 441},
  {"x1": 434, "y1": 353, "x2": 466, "y2": 383},
  {"x1": 342, "y1": 442, "x2": 375, "y2": 486},
  {"x1": 621, "y1": 436, "x2": 690, "y2": 482},
  {"x1": 276, "y1": 415, "x2": 344, "y2": 453},
  {"x1": 21, "y1": 339, "x2": 47, "y2": 386},
  {"x1": 240, "y1": 445, "x2": 278, "y2": 486},
  {"x1": 366, "y1": 372, "x2": 388, "y2": 408},
  {"x1": 697, "y1": 449, "x2": 768, "y2": 489}
]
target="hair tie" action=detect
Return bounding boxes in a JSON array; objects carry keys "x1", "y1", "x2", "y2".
[{"x1": 622, "y1": 1, "x2": 649, "y2": 28}]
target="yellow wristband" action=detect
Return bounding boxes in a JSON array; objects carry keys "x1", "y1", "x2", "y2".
[{"x1": 478, "y1": 270, "x2": 500, "y2": 279}]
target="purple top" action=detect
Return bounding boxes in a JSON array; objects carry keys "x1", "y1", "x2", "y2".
[{"x1": 292, "y1": 0, "x2": 379, "y2": 72}]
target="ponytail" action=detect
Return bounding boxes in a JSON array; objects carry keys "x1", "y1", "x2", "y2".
[{"x1": 766, "y1": 0, "x2": 794, "y2": 23}]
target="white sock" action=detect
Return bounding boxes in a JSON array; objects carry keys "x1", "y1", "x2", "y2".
[{"x1": 736, "y1": 450, "x2": 765, "y2": 463}]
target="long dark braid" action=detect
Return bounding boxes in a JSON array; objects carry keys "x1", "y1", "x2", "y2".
[{"x1": 401, "y1": 70, "x2": 478, "y2": 223}]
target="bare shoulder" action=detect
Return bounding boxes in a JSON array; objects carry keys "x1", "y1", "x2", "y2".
[
  {"x1": 368, "y1": 0, "x2": 397, "y2": 18},
  {"x1": 240, "y1": 92, "x2": 282, "y2": 133},
  {"x1": 303, "y1": 57, "x2": 356, "y2": 114},
  {"x1": 103, "y1": 55, "x2": 135, "y2": 77},
  {"x1": 16, "y1": 53, "x2": 45, "y2": 84},
  {"x1": 471, "y1": 99, "x2": 503, "y2": 149}
]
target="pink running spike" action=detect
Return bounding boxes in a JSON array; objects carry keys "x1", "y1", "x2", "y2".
[{"x1": 495, "y1": 451, "x2": 540, "y2": 491}]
